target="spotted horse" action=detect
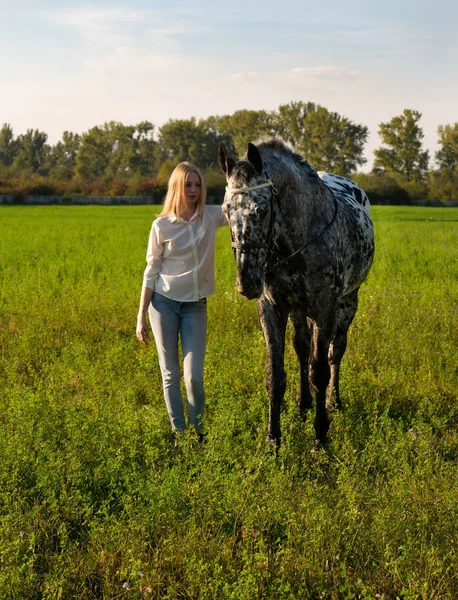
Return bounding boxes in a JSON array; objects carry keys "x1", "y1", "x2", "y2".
[{"x1": 218, "y1": 138, "x2": 375, "y2": 447}]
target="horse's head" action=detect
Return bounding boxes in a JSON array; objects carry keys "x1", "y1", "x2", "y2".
[{"x1": 219, "y1": 142, "x2": 275, "y2": 300}]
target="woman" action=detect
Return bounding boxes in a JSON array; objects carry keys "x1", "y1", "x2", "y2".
[{"x1": 136, "y1": 162, "x2": 228, "y2": 437}]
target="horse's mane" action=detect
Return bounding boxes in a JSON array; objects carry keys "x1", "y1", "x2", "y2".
[
  {"x1": 252, "y1": 136, "x2": 319, "y2": 180},
  {"x1": 252, "y1": 137, "x2": 309, "y2": 168}
]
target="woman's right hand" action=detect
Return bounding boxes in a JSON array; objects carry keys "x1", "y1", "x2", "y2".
[
  {"x1": 136, "y1": 287, "x2": 154, "y2": 345},
  {"x1": 136, "y1": 315, "x2": 149, "y2": 345}
]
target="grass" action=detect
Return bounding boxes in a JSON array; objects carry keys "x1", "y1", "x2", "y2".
[{"x1": 0, "y1": 205, "x2": 457, "y2": 599}]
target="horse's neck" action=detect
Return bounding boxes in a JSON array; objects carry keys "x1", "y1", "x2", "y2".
[{"x1": 269, "y1": 161, "x2": 334, "y2": 245}]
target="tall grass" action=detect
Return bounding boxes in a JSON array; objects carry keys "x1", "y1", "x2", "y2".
[{"x1": 1, "y1": 205, "x2": 457, "y2": 599}]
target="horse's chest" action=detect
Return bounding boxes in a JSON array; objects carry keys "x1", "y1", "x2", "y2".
[{"x1": 265, "y1": 260, "x2": 340, "y2": 309}]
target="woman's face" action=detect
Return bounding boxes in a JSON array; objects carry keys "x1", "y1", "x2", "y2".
[{"x1": 184, "y1": 171, "x2": 201, "y2": 205}]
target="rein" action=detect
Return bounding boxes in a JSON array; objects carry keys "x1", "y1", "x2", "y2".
[
  {"x1": 225, "y1": 179, "x2": 338, "y2": 267},
  {"x1": 274, "y1": 192, "x2": 338, "y2": 268}
]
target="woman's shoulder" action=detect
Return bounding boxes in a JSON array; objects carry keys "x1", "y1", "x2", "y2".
[
  {"x1": 203, "y1": 205, "x2": 224, "y2": 218},
  {"x1": 153, "y1": 214, "x2": 175, "y2": 226}
]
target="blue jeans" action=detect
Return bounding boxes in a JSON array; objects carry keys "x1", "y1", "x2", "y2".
[{"x1": 148, "y1": 293, "x2": 207, "y2": 432}]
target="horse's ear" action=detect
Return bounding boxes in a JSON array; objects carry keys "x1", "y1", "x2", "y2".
[
  {"x1": 218, "y1": 142, "x2": 235, "y2": 176},
  {"x1": 247, "y1": 143, "x2": 263, "y2": 174}
]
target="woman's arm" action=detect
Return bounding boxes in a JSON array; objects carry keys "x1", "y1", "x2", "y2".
[
  {"x1": 136, "y1": 286, "x2": 154, "y2": 345},
  {"x1": 137, "y1": 221, "x2": 163, "y2": 345},
  {"x1": 206, "y1": 204, "x2": 229, "y2": 228}
]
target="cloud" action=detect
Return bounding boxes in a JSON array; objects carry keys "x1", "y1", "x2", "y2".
[
  {"x1": 44, "y1": 6, "x2": 195, "y2": 43},
  {"x1": 45, "y1": 7, "x2": 154, "y2": 31},
  {"x1": 42, "y1": 6, "x2": 202, "y2": 74},
  {"x1": 222, "y1": 65, "x2": 375, "y2": 83},
  {"x1": 289, "y1": 66, "x2": 368, "y2": 79},
  {"x1": 219, "y1": 65, "x2": 380, "y2": 98}
]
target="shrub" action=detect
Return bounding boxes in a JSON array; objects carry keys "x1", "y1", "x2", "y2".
[
  {"x1": 132, "y1": 177, "x2": 166, "y2": 198},
  {"x1": 353, "y1": 172, "x2": 411, "y2": 204},
  {"x1": 428, "y1": 169, "x2": 458, "y2": 202},
  {"x1": 48, "y1": 166, "x2": 74, "y2": 182},
  {"x1": 87, "y1": 177, "x2": 111, "y2": 196},
  {"x1": 26, "y1": 181, "x2": 58, "y2": 196},
  {"x1": 110, "y1": 179, "x2": 128, "y2": 197}
]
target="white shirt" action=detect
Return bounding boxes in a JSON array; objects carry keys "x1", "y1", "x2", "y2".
[{"x1": 143, "y1": 205, "x2": 228, "y2": 302}]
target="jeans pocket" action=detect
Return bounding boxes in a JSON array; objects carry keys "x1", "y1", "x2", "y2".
[{"x1": 152, "y1": 293, "x2": 175, "y2": 312}]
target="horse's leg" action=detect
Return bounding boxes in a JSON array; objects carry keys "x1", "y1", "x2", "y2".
[
  {"x1": 327, "y1": 289, "x2": 359, "y2": 411},
  {"x1": 257, "y1": 295, "x2": 288, "y2": 446},
  {"x1": 289, "y1": 309, "x2": 313, "y2": 414},
  {"x1": 309, "y1": 316, "x2": 335, "y2": 445}
]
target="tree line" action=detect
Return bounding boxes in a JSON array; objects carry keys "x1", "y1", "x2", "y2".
[{"x1": 1, "y1": 102, "x2": 457, "y2": 203}]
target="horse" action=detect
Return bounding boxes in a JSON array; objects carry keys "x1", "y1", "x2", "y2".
[{"x1": 218, "y1": 138, "x2": 375, "y2": 447}]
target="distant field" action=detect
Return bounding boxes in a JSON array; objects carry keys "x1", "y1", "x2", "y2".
[{"x1": 1, "y1": 205, "x2": 457, "y2": 599}]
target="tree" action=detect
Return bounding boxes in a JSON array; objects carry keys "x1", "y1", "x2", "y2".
[
  {"x1": 427, "y1": 123, "x2": 458, "y2": 202},
  {"x1": 271, "y1": 101, "x2": 317, "y2": 147},
  {"x1": 13, "y1": 129, "x2": 50, "y2": 173},
  {"x1": 197, "y1": 116, "x2": 236, "y2": 168},
  {"x1": 75, "y1": 125, "x2": 111, "y2": 180},
  {"x1": 373, "y1": 109, "x2": 429, "y2": 181},
  {"x1": 0, "y1": 123, "x2": 19, "y2": 167},
  {"x1": 134, "y1": 121, "x2": 157, "y2": 176},
  {"x1": 158, "y1": 118, "x2": 207, "y2": 167},
  {"x1": 297, "y1": 107, "x2": 368, "y2": 175},
  {"x1": 75, "y1": 121, "x2": 157, "y2": 180},
  {"x1": 47, "y1": 131, "x2": 81, "y2": 179},
  {"x1": 215, "y1": 109, "x2": 274, "y2": 156},
  {"x1": 436, "y1": 123, "x2": 458, "y2": 174},
  {"x1": 157, "y1": 117, "x2": 234, "y2": 169}
]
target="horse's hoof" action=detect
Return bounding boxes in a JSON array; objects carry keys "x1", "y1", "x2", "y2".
[{"x1": 311, "y1": 439, "x2": 327, "y2": 453}]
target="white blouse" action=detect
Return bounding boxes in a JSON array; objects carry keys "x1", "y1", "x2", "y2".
[{"x1": 142, "y1": 205, "x2": 229, "y2": 302}]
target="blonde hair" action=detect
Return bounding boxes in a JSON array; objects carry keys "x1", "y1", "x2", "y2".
[{"x1": 158, "y1": 162, "x2": 207, "y2": 218}]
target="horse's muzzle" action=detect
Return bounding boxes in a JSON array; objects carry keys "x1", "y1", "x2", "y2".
[
  {"x1": 235, "y1": 253, "x2": 266, "y2": 299},
  {"x1": 236, "y1": 279, "x2": 263, "y2": 300}
]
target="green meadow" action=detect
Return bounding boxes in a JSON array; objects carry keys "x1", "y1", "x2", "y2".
[{"x1": 1, "y1": 205, "x2": 457, "y2": 599}]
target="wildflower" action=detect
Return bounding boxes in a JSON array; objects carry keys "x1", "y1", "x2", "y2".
[{"x1": 408, "y1": 428, "x2": 419, "y2": 440}]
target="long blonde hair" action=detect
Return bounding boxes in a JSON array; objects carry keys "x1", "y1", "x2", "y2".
[{"x1": 158, "y1": 162, "x2": 207, "y2": 218}]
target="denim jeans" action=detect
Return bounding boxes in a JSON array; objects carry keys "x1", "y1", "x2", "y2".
[{"x1": 148, "y1": 293, "x2": 207, "y2": 432}]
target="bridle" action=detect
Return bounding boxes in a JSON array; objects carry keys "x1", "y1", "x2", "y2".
[
  {"x1": 225, "y1": 181, "x2": 277, "y2": 252},
  {"x1": 224, "y1": 178, "x2": 338, "y2": 268}
]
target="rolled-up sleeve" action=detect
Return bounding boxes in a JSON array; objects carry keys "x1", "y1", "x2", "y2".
[{"x1": 142, "y1": 222, "x2": 163, "y2": 290}]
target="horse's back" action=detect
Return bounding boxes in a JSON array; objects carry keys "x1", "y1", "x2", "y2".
[
  {"x1": 317, "y1": 171, "x2": 374, "y2": 293},
  {"x1": 317, "y1": 171, "x2": 371, "y2": 215}
]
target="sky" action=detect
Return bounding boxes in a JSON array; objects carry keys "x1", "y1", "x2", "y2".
[{"x1": 1, "y1": 0, "x2": 457, "y2": 170}]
